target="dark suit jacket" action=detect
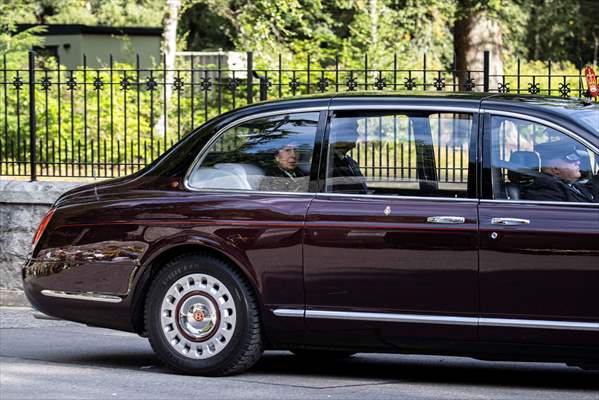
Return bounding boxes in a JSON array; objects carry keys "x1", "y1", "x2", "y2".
[
  {"x1": 525, "y1": 174, "x2": 596, "y2": 203},
  {"x1": 330, "y1": 152, "x2": 368, "y2": 194}
]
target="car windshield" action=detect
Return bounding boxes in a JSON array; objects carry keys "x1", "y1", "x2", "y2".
[{"x1": 570, "y1": 105, "x2": 599, "y2": 135}]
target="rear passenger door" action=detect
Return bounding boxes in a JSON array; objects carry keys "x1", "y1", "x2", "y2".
[
  {"x1": 303, "y1": 107, "x2": 480, "y2": 349},
  {"x1": 185, "y1": 111, "x2": 324, "y2": 344},
  {"x1": 479, "y1": 112, "x2": 599, "y2": 348}
]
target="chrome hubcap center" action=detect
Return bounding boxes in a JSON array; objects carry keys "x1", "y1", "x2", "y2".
[{"x1": 178, "y1": 295, "x2": 217, "y2": 340}]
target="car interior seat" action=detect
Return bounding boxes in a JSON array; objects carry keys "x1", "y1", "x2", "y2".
[
  {"x1": 189, "y1": 163, "x2": 265, "y2": 190},
  {"x1": 505, "y1": 151, "x2": 541, "y2": 200}
]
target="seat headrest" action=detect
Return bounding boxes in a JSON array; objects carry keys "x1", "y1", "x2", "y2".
[
  {"x1": 509, "y1": 151, "x2": 540, "y2": 171},
  {"x1": 507, "y1": 151, "x2": 540, "y2": 184}
]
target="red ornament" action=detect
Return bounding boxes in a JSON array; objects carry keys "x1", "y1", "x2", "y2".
[{"x1": 585, "y1": 66, "x2": 598, "y2": 98}]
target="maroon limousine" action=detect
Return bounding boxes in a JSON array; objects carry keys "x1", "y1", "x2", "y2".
[{"x1": 23, "y1": 93, "x2": 599, "y2": 375}]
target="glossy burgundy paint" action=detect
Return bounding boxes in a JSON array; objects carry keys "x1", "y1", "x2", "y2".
[
  {"x1": 479, "y1": 202, "x2": 599, "y2": 348},
  {"x1": 22, "y1": 94, "x2": 599, "y2": 367},
  {"x1": 304, "y1": 195, "x2": 478, "y2": 348},
  {"x1": 24, "y1": 188, "x2": 314, "y2": 346}
]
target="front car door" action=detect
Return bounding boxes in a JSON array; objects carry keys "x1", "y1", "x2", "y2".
[
  {"x1": 302, "y1": 101, "x2": 480, "y2": 351},
  {"x1": 479, "y1": 109, "x2": 599, "y2": 351}
]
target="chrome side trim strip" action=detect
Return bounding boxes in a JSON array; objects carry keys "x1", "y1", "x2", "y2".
[
  {"x1": 479, "y1": 317, "x2": 599, "y2": 332},
  {"x1": 40, "y1": 290, "x2": 122, "y2": 303},
  {"x1": 306, "y1": 310, "x2": 478, "y2": 325},
  {"x1": 272, "y1": 308, "x2": 599, "y2": 331},
  {"x1": 272, "y1": 308, "x2": 305, "y2": 318}
]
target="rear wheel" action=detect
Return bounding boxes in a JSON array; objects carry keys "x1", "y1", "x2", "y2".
[{"x1": 145, "y1": 254, "x2": 263, "y2": 376}]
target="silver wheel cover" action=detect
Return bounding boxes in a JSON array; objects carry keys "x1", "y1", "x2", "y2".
[{"x1": 160, "y1": 273, "x2": 237, "y2": 359}]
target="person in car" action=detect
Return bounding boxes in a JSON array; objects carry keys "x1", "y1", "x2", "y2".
[
  {"x1": 526, "y1": 140, "x2": 595, "y2": 203},
  {"x1": 328, "y1": 118, "x2": 368, "y2": 194},
  {"x1": 259, "y1": 141, "x2": 308, "y2": 192}
]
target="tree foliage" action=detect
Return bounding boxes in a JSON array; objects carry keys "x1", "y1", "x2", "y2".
[
  {"x1": 525, "y1": 0, "x2": 599, "y2": 65},
  {"x1": 3, "y1": 0, "x2": 596, "y2": 66}
]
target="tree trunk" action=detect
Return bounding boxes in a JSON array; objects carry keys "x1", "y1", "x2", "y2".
[
  {"x1": 454, "y1": 7, "x2": 504, "y2": 91},
  {"x1": 154, "y1": 0, "x2": 181, "y2": 139},
  {"x1": 593, "y1": 32, "x2": 598, "y2": 66},
  {"x1": 370, "y1": 0, "x2": 378, "y2": 45}
]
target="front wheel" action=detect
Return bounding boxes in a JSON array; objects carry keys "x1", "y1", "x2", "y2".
[{"x1": 145, "y1": 254, "x2": 263, "y2": 376}]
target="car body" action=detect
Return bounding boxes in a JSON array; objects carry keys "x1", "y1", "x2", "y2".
[{"x1": 23, "y1": 93, "x2": 599, "y2": 375}]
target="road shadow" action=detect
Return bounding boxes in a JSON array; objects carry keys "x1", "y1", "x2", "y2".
[
  {"x1": 249, "y1": 352, "x2": 599, "y2": 391},
  {"x1": 54, "y1": 350, "x2": 599, "y2": 391},
  {"x1": 56, "y1": 351, "x2": 162, "y2": 370}
]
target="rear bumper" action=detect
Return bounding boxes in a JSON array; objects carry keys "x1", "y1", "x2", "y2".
[{"x1": 22, "y1": 258, "x2": 137, "y2": 333}]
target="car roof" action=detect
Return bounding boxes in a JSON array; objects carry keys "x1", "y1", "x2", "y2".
[
  {"x1": 247, "y1": 91, "x2": 593, "y2": 111},
  {"x1": 481, "y1": 94, "x2": 598, "y2": 140},
  {"x1": 228, "y1": 92, "x2": 597, "y2": 141}
]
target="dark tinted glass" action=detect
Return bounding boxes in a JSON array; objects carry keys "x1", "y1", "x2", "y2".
[
  {"x1": 490, "y1": 116, "x2": 598, "y2": 203},
  {"x1": 188, "y1": 112, "x2": 319, "y2": 192},
  {"x1": 325, "y1": 111, "x2": 473, "y2": 198}
]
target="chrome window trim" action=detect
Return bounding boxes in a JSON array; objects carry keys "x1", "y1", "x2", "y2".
[
  {"x1": 330, "y1": 105, "x2": 479, "y2": 113},
  {"x1": 184, "y1": 107, "x2": 327, "y2": 192},
  {"x1": 483, "y1": 109, "x2": 599, "y2": 205},
  {"x1": 481, "y1": 108, "x2": 599, "y2": 154},
  {"x1": 324, "y1": 108, "x2": 476, "y2": 199},
  {"x1": 184, "y1": 184, "x2": 478, "y2": 203},
  {"x1": 272, "y1": 308, "x2": 599, "y2": 331},
  {"x1": 183, "y1": 188, "x2": 317, "y2": 198},
  {"x1": 316, "y1": 192, "x2": 479, "y2": 203},
  {"x1": 480, "y1": 199, "x2": 599, "y2": 207},
  {"x1": 41, "y1": 290, "x2": 122, "y2": 303}
]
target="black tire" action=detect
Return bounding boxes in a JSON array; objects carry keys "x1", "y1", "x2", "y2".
[
  {"x1": 291, "y1": 349, "x2": 355, "y2": 360},
  {"x1": 145, "y1": 254, "x2": 263, "y2": 376}
]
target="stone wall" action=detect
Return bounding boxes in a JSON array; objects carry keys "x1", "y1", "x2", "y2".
[{"x1": 0, "y1": 180, "x2": 82, "y2": 305}]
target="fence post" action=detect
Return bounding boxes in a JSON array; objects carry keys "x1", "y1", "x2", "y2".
[
  {"x1": 483, "y1": 50, "x2": 490, "y2": 92},
  {"x1": 259, "y1": 77, "x2": 267, "y2": 101},
  {"x1": 28, "y1": 51, "x2": 36, "y2": 181},
  {"x1": 246, "y1": 51, "x2": 253, "y2": 104}
]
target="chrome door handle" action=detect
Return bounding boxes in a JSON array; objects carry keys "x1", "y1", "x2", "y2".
[
  {"x1": 491, "y1": 217, "x2": 530, "y2": 226},
  {"x1": 426, "y1": 216, "x2": 465, "y2": 224}
]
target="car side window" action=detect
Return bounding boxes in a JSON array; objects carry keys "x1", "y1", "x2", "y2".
[
  {"x1": 325, "y1": 111, "x2": 474, "y2": 198},
  {"x1": 490, "y1": 116, "x2": 598, "y2": 203},
  {"x1": 187, "y1": 112, "x2": 319, "y2": 192}
]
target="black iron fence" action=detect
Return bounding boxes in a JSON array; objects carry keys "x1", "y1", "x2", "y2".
[{"x1": 0, "y1": 50, "x2": 596, "y2": 179}]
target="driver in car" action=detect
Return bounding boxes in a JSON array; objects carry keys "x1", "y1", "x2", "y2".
[{"x1": 527, "y1": 140, "x2": 595, "y2": 203}]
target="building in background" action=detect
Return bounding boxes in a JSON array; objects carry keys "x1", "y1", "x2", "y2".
[{"x1": 17, "y1": 24, "x2": 163, "y2": 69}]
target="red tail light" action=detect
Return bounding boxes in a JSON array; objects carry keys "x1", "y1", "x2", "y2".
[
  {"x1": 32, "y1": 208, "x2": 55, "y2": 247},
  {"x1": 585, "y1": 66, "x2": 598, "y2": 98}
]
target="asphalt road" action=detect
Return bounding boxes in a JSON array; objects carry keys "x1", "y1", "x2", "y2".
[{"x1": 0, "y1": 307, "x2": 597, "y2": 400}]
